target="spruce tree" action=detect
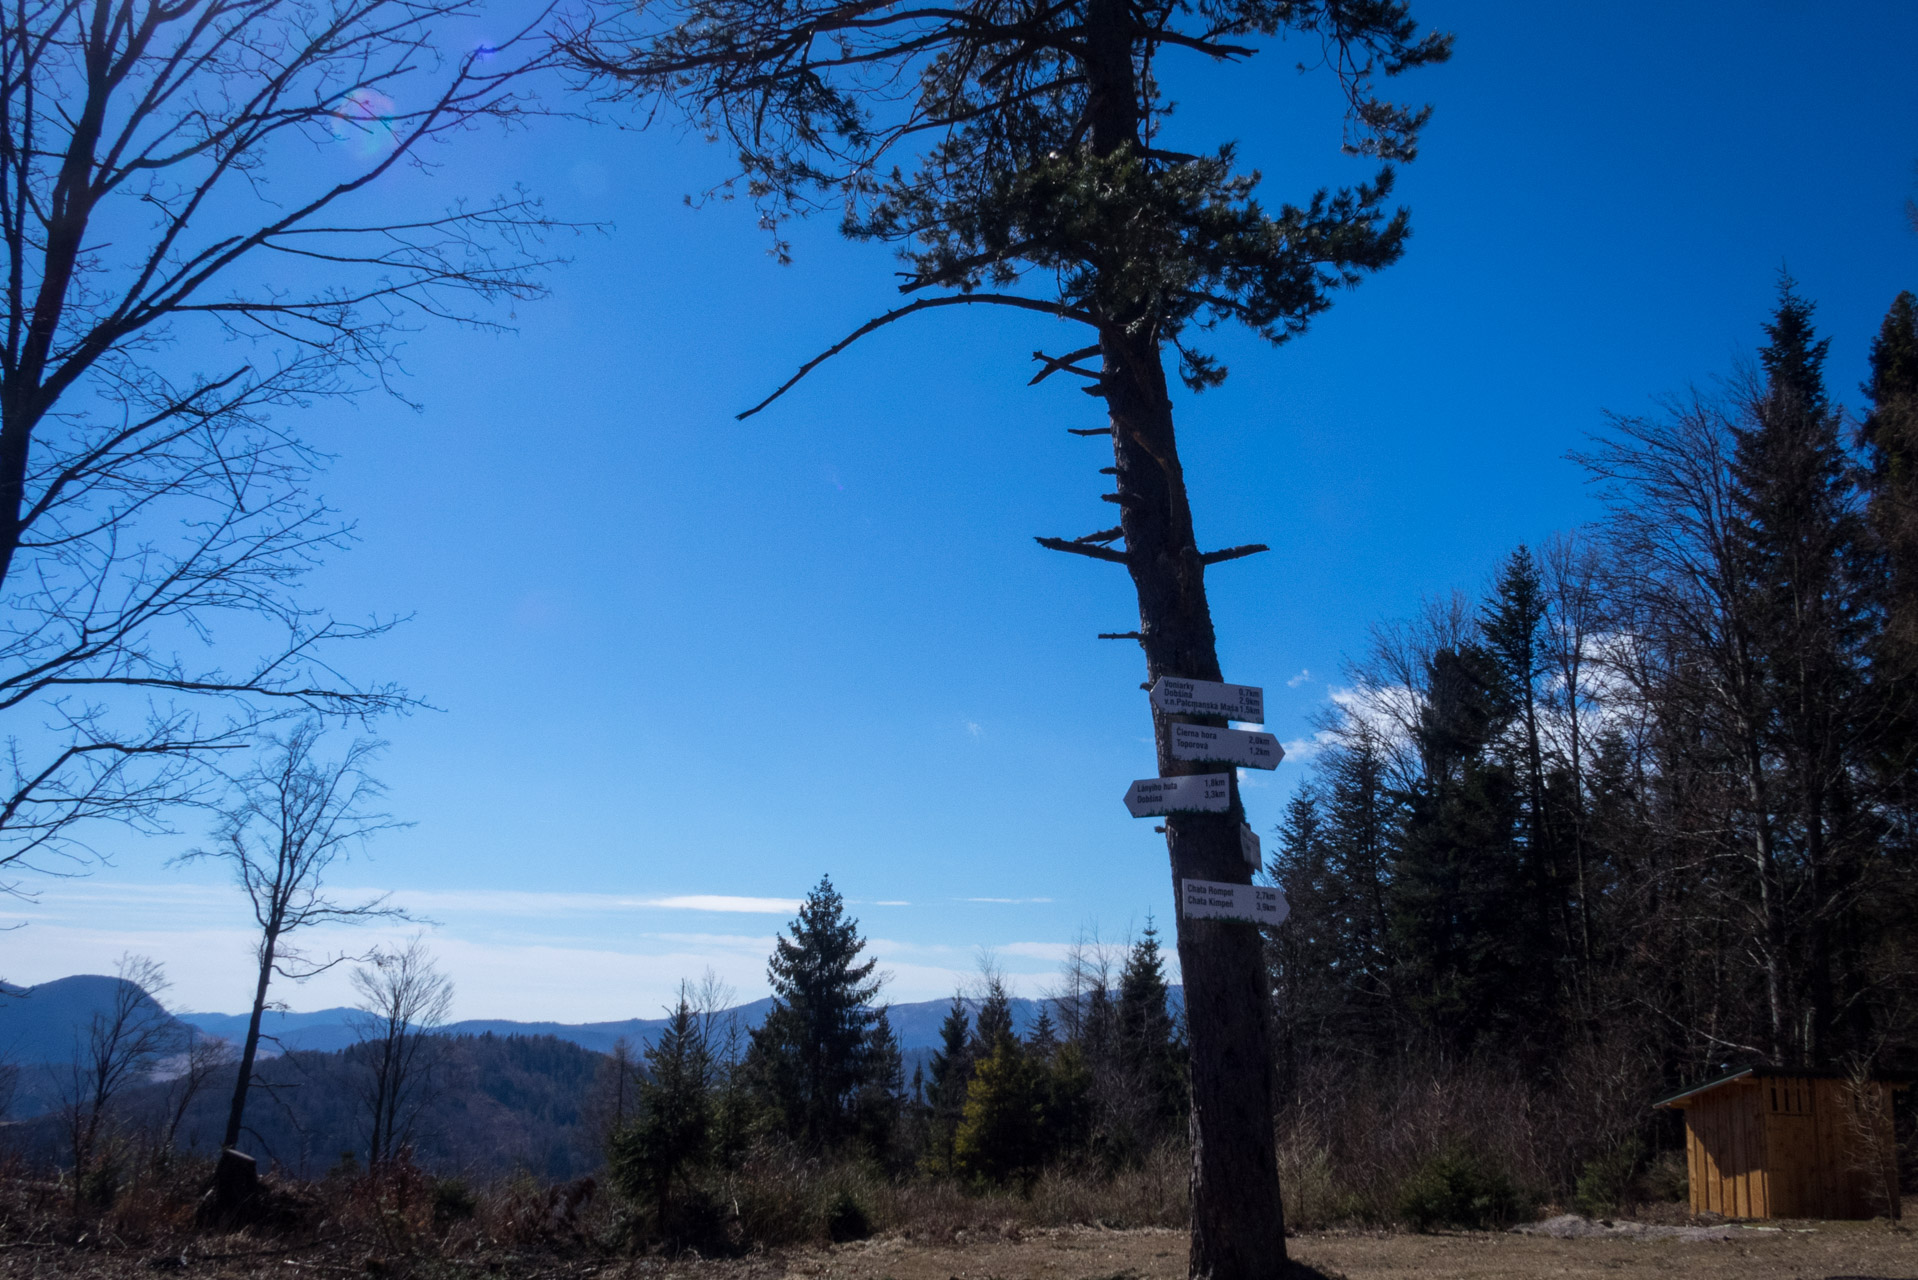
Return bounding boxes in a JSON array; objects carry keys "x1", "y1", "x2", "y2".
[
  {"x1": 1267, "y1": 788, "x2": 1333, "y2": 1098},
  {"x1": 1116, "y1": 921, "x2": 1185, "y2": 1145},
  {"x1": 1731, "y1": 280, "x2": 1876, "y2": 1064},
  {"x1": 1322, "y1": 724, "x2": 1399, "y2": 1038},
  {"x1": 1039, "y1": 1037, "x2": 1094, "y2": 1160},
  {"x1": 972, "y1": 974, "x2": 1018, "y2": 1056},
  {"x1": 1027, "y1": 1007, "x2": 1060, "y2": 1061},
  {"x1": 1389, "y1": 645, "x2": 1540, "y2": 1055},
  {"x1": 953, "y1": 1035, "x2": 1045, "y2": 1188},
  {"x1": 1479, "y1": 548, "x2": 1570, "y2": 1029},
  {"x1": 746, "y1": 875, "x2": 887, "y2": 1148},
  {"x1": 854, "y1": 1008, "x2": 905, "y2": 1159},
  {"x1": 1481, "y1": 548, "x2": 1558, "y2": 915},
  {"x1": 1863, "y1": 291, "x2": 1918, "y2": 694},
  {"x1": 923, "y1": 997, "x2": 972, "y2": 1175},
  {"x1": 610, "y1": 999, "x2": 712, "y2": 1234}
]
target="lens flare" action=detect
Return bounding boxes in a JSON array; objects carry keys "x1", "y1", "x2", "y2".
[{"x1": 328, "y1": 89, "x2": 398, "y2": 156}]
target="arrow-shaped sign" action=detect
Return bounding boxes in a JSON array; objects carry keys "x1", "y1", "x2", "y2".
[
  {"x1": 1122, "y1": 773, "x2": 1231, "y2": 818},
  {"x1": 1149, "y1": 676, "x2": 1264, "y2": 724},
  {"x1": 1180, "y1": 877, "x2": 1289, "y2": 927},
  {"x1": 1170, "y1": 723, "x2": 1284, "y2": 770}
]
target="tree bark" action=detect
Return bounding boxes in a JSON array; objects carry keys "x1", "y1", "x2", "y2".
[
  {"x1": 1090, "y1": 251, "x2": 1287, "y2": 1280},
  {"x1": 1102, "y1": 320, "x2": 1287, "y2": 1280},
  {"x1": 1077, "y1": 0, "x2": 1285, "y2": 1269},
  {"x1": 224, "y1": 931, "x2": 279, "y2": 1150}
]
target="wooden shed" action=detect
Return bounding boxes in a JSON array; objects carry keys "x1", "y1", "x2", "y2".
[{"x1": 1653, "y1": 1066, "x2": 1904, "y2": 1219}]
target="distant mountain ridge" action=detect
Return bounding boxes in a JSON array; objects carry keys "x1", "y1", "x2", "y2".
[
  {"x1": 7, "y1": 974, "x2": 1184, "y2": 1067},
  {"x1": 174, "y1": 994, "x2": 1078, "y2": 1056},
  {"x1": 0, "y1": 975, "x2": 194, "y2": 1066}
]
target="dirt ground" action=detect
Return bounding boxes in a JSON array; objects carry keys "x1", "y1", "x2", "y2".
[
  {"x1": 5, "y1": 1222, "x2": 1917, "y2": 1280},
  {"x1": 795, "y1": 1221, "x2": 1918, "y2": 1280}
]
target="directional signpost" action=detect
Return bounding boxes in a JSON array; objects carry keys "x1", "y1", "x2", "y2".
[
  {"x1": 1123, "y1": 773, "x2": 1232, "y2": 817},
  {"x1": 1170, "y1": 723, "x2": 1284, "y2": 770},
  {"x1": 1180, "y1": 877, "x2": 1290, "y2": 927},
  {"x1": 1149, "y1": 676, "x2": 1265, "y2": 723},
  {"x1": 1240, "y1": 822, "x2": 1261, "y2": 868}
]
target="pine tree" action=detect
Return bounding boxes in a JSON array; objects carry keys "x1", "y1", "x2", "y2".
[
  {"x1": 1026, "y1": 1007, "x2": 1060, "y2": 1061},
  {"x1": 1730, "y1": 279, "x2": 1877, "y2": 1064},
  {"x1": 745, "y1": 875, "x2": 887, "y2": 1148},
  {"x1": 610, "y1": 999, "x2": 712, "y2": 1234},
  {"x1": 1863, "y1": 291, "x2": 1918, "y2": 707},
  {"x1": 1322, "y1": 724, "x2": 1399, "y2": 1038},
  {"x1": 923, "y1": 997, "x2": 972, "y2": 1175},
  {"x1": 1480, "y1": 547, "x2": 1565, "y2": 958},
  {"x1": 854, "y1": 1008, "x2": 905, "y2": 1159},
  {"x1": 971, "y1": 973, "x2": 1017, "y2": 1056},
  {"x1": 1038, "y1": 1038, "x2": 1094, "y2": 1159},
  {"x1": 1268, "y1": 789, "x2": 1336, "y2": 1098},
  {"x1": 952, "y1": 1035, "x2": 1044, "y2": 1187},
  {"x1": 1389, "y1": 645, "x2": 1540, "y2": 1055},
  {"x1": 1115, "y1": 921, "x2": 1185, "y2": 1147}
]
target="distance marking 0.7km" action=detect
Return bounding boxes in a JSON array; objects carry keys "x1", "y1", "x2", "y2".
[{"x1": 1148, "y1": 677, "x2": 1265, "y2": 723}]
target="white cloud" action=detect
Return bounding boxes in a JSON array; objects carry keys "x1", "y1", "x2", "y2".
[
  {"x1": 1281, "y1": 732, "x2": 1336, "y2": 765},
  {"x1": 643, "y1": 895, "x2": 799, "y2": 914},
  {"x1": 2, "y1": 879, "x2": 1091, "y2": 1018},
  {"x1": 964, "y1": 720, "x2": 984, "y2": 738},
  {"x1": 871, "y1": 900, "x2": 912, "y2": 907},
  {"x1": 1286, "y1": 669, "x2": 1312, "y2": 687}
]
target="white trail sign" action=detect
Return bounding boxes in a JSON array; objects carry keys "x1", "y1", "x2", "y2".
[
  {"x1": 1180, "y1": 878, "x2": 1289, "y2": 927},
  {"x1": 1170, "y1": 723, "x2": 1284, "y2": 770},
  {"x1": 1149, "y1": 677, "x2": 1264, "y2": 723},
  {"x1": 1123, "y1": 773, "x2": 1231, "y2": 818}
]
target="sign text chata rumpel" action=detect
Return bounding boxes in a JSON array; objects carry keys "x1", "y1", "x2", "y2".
[{"x1": 1180, "y1": 877, "x2": 1290, "y2": 927}]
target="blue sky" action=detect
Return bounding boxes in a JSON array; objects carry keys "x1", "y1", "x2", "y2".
[{"x1": 7, "y1": 0, "x2": 1917, "y2": 1021}]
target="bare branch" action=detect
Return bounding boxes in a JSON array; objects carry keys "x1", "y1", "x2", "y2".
[
  {"x1": 1035, "y1": 534, "x2": 1128, "y2": 564},
  {"x1": 739, "y1": 293, "x2": 1094, "y2": 418}
]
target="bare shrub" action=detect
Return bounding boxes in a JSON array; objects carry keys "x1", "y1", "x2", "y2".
[{"x1": 1842, "y1": 1065, "x2": 1903, "y2": 1220}]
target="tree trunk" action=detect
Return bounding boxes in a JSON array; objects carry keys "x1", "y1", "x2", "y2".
[
  {"x1": 1078, "y1": 0, "x2": 1285, "y2": 1271},
  {"x1": 224, "y1": 932, "x2": 278, "y2": 1150},
  {"x1": 1101, "y1": 300, "x2": 1288, "y2": 1280}
]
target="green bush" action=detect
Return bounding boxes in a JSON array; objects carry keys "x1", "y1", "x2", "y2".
[
  {"x1": 1396, "y1": 1147, "x2": 1530, "y2": 1231},
  {"x1": 1639, "y1": 1149, "x2": 1689, "y2": 1204},
  {"x1": 825, "y1": 1188, "x2": 871, "y2": 1242},
  {"x1": 1572, "y1": 1141, "x2": 1643, "y2": 1218}
]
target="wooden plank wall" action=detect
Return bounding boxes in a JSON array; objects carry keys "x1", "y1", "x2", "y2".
[
  {"x1": 1687, "y1": 1079, "x2": 1767, "y2": 1217},
  {"x1": 1683, "y1": 1077, "x2": 1901, "y2": 1219},
  {"x1": 1763, "y1": 1075, "x2": 1819, "y2": 1217}
]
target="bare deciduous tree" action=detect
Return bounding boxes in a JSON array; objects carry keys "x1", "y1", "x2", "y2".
[
  {"x1": 151, "y1": 1025, "x2": 236, "y2": 1156},
  {"x1": 55, "y1": 953, "x2": 178, "y2": 1204},
  {"x1": 0, "y1": 0, "x2": 563, "y2": 894},
  {"x1": 350, "y1": 934, "x2": 453, "y2": 1166},
  {"x1": 177, "y1": 721, "x2": 406, "y2": 1152}
]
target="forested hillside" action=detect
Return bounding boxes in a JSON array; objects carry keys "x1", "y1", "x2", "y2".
[
  {"x1": 1262, "y1": 283, "x2": 1918, "y2": 1203},
  {"x1": 8, "y1": 1033, "x2": 605, "y2": 1180}
]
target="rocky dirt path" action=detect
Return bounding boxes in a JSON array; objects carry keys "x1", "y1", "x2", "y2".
[{"x1": 770, "y1": 1221, "x2": 1918, "y2": 1280}]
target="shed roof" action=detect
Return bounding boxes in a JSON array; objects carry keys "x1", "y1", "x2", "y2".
[{"x1": 1652, "y1": 1064, "x2": 1908, "y2": 1109}]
